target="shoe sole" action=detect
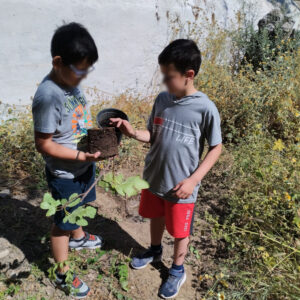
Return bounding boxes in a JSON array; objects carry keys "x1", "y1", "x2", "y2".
[
  {"x1": 72, "y1": 290, "x2": 91, "y2": 299},
  {"x1": 159, "y1": 272, "x2": 187, "y2": 299},
  {"x1": 70, "y1": 244, "x2": 102, "y2": 251},
  {"x1": 130, "y1": 257, "x2": 162, "y2": 270},
  {"x1": 54, "y1": 283, "x2": 90, "y2": 299}
]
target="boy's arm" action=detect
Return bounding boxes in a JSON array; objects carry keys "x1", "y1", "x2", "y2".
[
  {"x1": 172, "y1": 143, "x2": 222, "y2": 199},
  {"x1": 34, "y1": 131, "x2": 101, "y2": 162},
  {"x1": 109, "y1": 118, "x2": 151, "y2": 143},
  {"x1": 189, "y1": 143, "x2": 222, "y2": 184},
  {"x1": 33, "y1": 93, "x2": 101, "y2": 162},
  {"x1": 173, "y1": 101, "x2": 223, "y2": 199}
]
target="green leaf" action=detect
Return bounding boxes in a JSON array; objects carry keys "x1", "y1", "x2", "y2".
[
  {"x1": 76, "y1": 218, "x2": 88, "y2": 226},
  {"x1": 115, "y1": 185, "x2": 126, "y2": 196},
  {"x1": 63, "y1": 215, "x2": 69, "y2": 223},
  {"x1": 85, "y1": 206, "x2": 97, "y2": 219},
  {"x1": 43, "y1": 192, "x2": 53, "y2": 203},
  {"x1": 61, "y1": 199, "x2": 68, "y2": 205},
  {"x1": 69, "y1": 193, "x2": 79, "y2": 201},
  {"x1": 53, "y1": 200, "x2": 61, "y2": 207},
  {"x1": 122, "y1": 183, "x2": 138, "y2": 197},
  {"x1": 103, "y1": 172, "x2": 113, "y2": 182},
  {"x1": 132, "y1": 177, "x2": 149, "y2": 190},
  {"x1": 46, "y1": 207, "x2": 56, "y2": 217},
  {"x1": 64, "y1": 212, "x2": 77, "y2": 224},
  {"x1": 120, "y1": 280, "x2": 128, "y2": 292},
  {"x1": 114, "y1": 174, "x2": 124, "y2": 184},
  {"x1": 40, "y1": 201, "x2": 50, "y2": 210},
  {"x1": 98, "y1": 181, "x2": 110, "y2": 188},
  {"x1": 67, "y1": 198, "x2": 81, "y2": 208}
]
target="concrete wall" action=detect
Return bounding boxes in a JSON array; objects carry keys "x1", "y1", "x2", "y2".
[{"x1": 0, "y1": 0, "x2": 299, "y2": 106}]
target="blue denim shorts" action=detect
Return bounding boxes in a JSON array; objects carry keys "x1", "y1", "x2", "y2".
[{"x1": 45, "y1": 163, "x2": 96, "y2": 231}]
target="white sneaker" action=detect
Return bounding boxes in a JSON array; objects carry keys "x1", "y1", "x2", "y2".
[{"x1": 69, "y1": 231, "x2": 104, "y2": 250}]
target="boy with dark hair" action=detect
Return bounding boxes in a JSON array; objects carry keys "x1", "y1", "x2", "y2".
[
  {"x1": 32, "y1": 22, "x2": 103, "y2": 298},
  {"x1": 110, "y1": 39, "x2": 222, "y2": 298}
]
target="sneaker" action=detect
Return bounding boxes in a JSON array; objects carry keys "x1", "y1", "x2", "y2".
[
  {"x1": 130, "y1": 247, "x2": 162, "y2": 270},
  {"x1": 158, "y1": 268, "x2": 186, "y2": 299},
  {"x1": 54, "y1": 272, "x2": 90, "y2": 299},
  {"x1": 69, "y1": 231, "x2": 104, "y2": 250}
]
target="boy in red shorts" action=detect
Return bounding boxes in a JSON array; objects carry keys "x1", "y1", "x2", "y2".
[{"x1": 110, "y1": 39, "x2": 222, "y2": 298}]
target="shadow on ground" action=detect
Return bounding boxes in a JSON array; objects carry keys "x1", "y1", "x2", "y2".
[{"x1": 0, "y1": 195, "x2": 169, "y2": 283}]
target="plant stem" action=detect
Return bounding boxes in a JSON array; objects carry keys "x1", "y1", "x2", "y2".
[
  {"x1": 112, "y1": 156, "x2": 115, "y2": 180},
  {"x1": 241, "y1": 250, "x2": 297, "y2": 298},
  {"x1": 233, "y1": 226, "x2": 300, "y2": 254},
  {"x1": 58, "y1": 164, "x2": 103, "y2": 210}
]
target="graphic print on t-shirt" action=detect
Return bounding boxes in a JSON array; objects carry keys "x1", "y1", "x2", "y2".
[
  {"x1": 64, "y1": 93, "x2": 93, "y2": 144},
  {"x1": 72, "y1": 104, "x2": 92, "y2": 142},
  {"x1": 153, "y1": 116, "x2": 197, "y2": 145}
]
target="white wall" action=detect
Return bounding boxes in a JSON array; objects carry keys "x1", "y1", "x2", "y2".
[{"x1": 0, "y1": 0, "x2": 299, "y2": 106}]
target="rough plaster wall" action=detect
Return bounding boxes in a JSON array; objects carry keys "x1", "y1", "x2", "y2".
[{"x1": 0, "y1": 0, "x2": 299, "y2": 107}]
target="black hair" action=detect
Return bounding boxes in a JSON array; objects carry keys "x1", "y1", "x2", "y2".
[
  {"x1": 51, "y1": 22, "x2": 98, "y2": 65},
  {"x1": 158, "y1": 39, "x2": 201, "y2": 76}
]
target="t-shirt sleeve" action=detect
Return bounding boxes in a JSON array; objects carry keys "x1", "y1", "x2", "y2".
[
  {"x1": 204, "y1": 102, "x2": 222, "y2": 146},
  {"x1": 32, "y1": 93, "x2": 61, "y2": 134},
  {"x1": 146, "y1": 95, "x2": 159, "y2": 133},
  {"x1": 146, "y1": 107, "x2": 155, "y2": 133}
]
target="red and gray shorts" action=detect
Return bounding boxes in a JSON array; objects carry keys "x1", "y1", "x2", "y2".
[{"x1": 139, "y1": 189, "x2": 195, "y2": 238}]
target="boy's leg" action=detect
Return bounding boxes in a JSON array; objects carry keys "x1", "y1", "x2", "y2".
[
  {"x1": 51, "y1": 225, "x2": 85, "y2": 272},
  {"x1": 71, "y1": 226, "x2": 85, "y2": 239},
  {"x1": 173, "y1": 236, "x2": 189, "y2": 266},
  {"x1": 158, "y1": 201, "x2": 194, "y2": 299},
  {"x1": 51, "y1": 224, "x2": 70, "y2": 273},
  {"x1": 150, "y1": 216, "x2": 165, "y2": 246},
  {"x1": 131, "y1": 189, "x2": 165, "y2": 269}
]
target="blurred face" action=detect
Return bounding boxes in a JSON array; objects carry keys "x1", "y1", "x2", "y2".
[
  {"x1": 52, "y1": 56, "x2": 93, "y2": 88},
  {"x1": 160, "y1": 64, "x2": 195, "y2": 96}
]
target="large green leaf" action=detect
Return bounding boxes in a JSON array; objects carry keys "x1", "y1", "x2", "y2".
[
  {"x1": 115, "y1": 185, "x2": 126, "y2": 196},
  {"x1": 98, "y1": 181, "x2": 110, "y2": 188},
  {"x1": 122, "y1": 183, "x2": 138, "y2": 197},
  {"x1": 133, "y1": 178, "x2": 149, "y2": 190},
  {"x1": 103, "y1": 172, "x2": 113, "y2": 182}
]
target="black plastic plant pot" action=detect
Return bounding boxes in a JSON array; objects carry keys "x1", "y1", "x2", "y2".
[{"x1": 96, "y1": 108, "x2": 129, "y2": 144}]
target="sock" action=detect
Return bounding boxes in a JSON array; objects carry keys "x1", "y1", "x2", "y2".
[
  {"x1": 171, "y1": 263, "x2": 184, "y2": 272},
  {"x1": 150, "y1": 244, "x2": 162, "y2": 252},
  {"x1": 55, "y1": 270, "x2": 66, "y2": 283},
  {"x1": 72, "y1": 234, "x2": 85, "y2": 242}
]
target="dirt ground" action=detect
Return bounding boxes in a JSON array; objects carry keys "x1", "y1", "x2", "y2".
[{"x1": 0, "y1": 159, "x2": 229, "y2": 300}]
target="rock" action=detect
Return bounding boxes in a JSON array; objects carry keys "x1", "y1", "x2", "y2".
[
  {"x1": 258, "y1": 8, "x2": 295, "y2": 37},
  {"x1": 0, "y1": 237, "x2": 30, "y2": 278}
]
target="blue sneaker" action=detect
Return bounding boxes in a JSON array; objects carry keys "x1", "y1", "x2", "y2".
[
  {"x1": 130, "y1": 247, "x2": 162, "y2": 269},
  {"x1": 158, "y1": 268, "x2": 186, "y2": 299}
]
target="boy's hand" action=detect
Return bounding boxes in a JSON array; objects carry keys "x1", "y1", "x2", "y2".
[
  {"x1": 109, "y1": 118, "x2": 135, "y2": 137},
  {"x1": 80, "y1": 151, "x2": 102, "y2": 162},
  {"x1": 172, "y1": 177, "x2": 198, "y2": 199}
]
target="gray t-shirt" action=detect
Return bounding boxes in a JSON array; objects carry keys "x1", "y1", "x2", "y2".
[
  {"x1": 143, "y1": 91, "x2": 222, "y2": 204},
  {"x1": 32, "y1": 74, "x2": 93, "y2": 179}
]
